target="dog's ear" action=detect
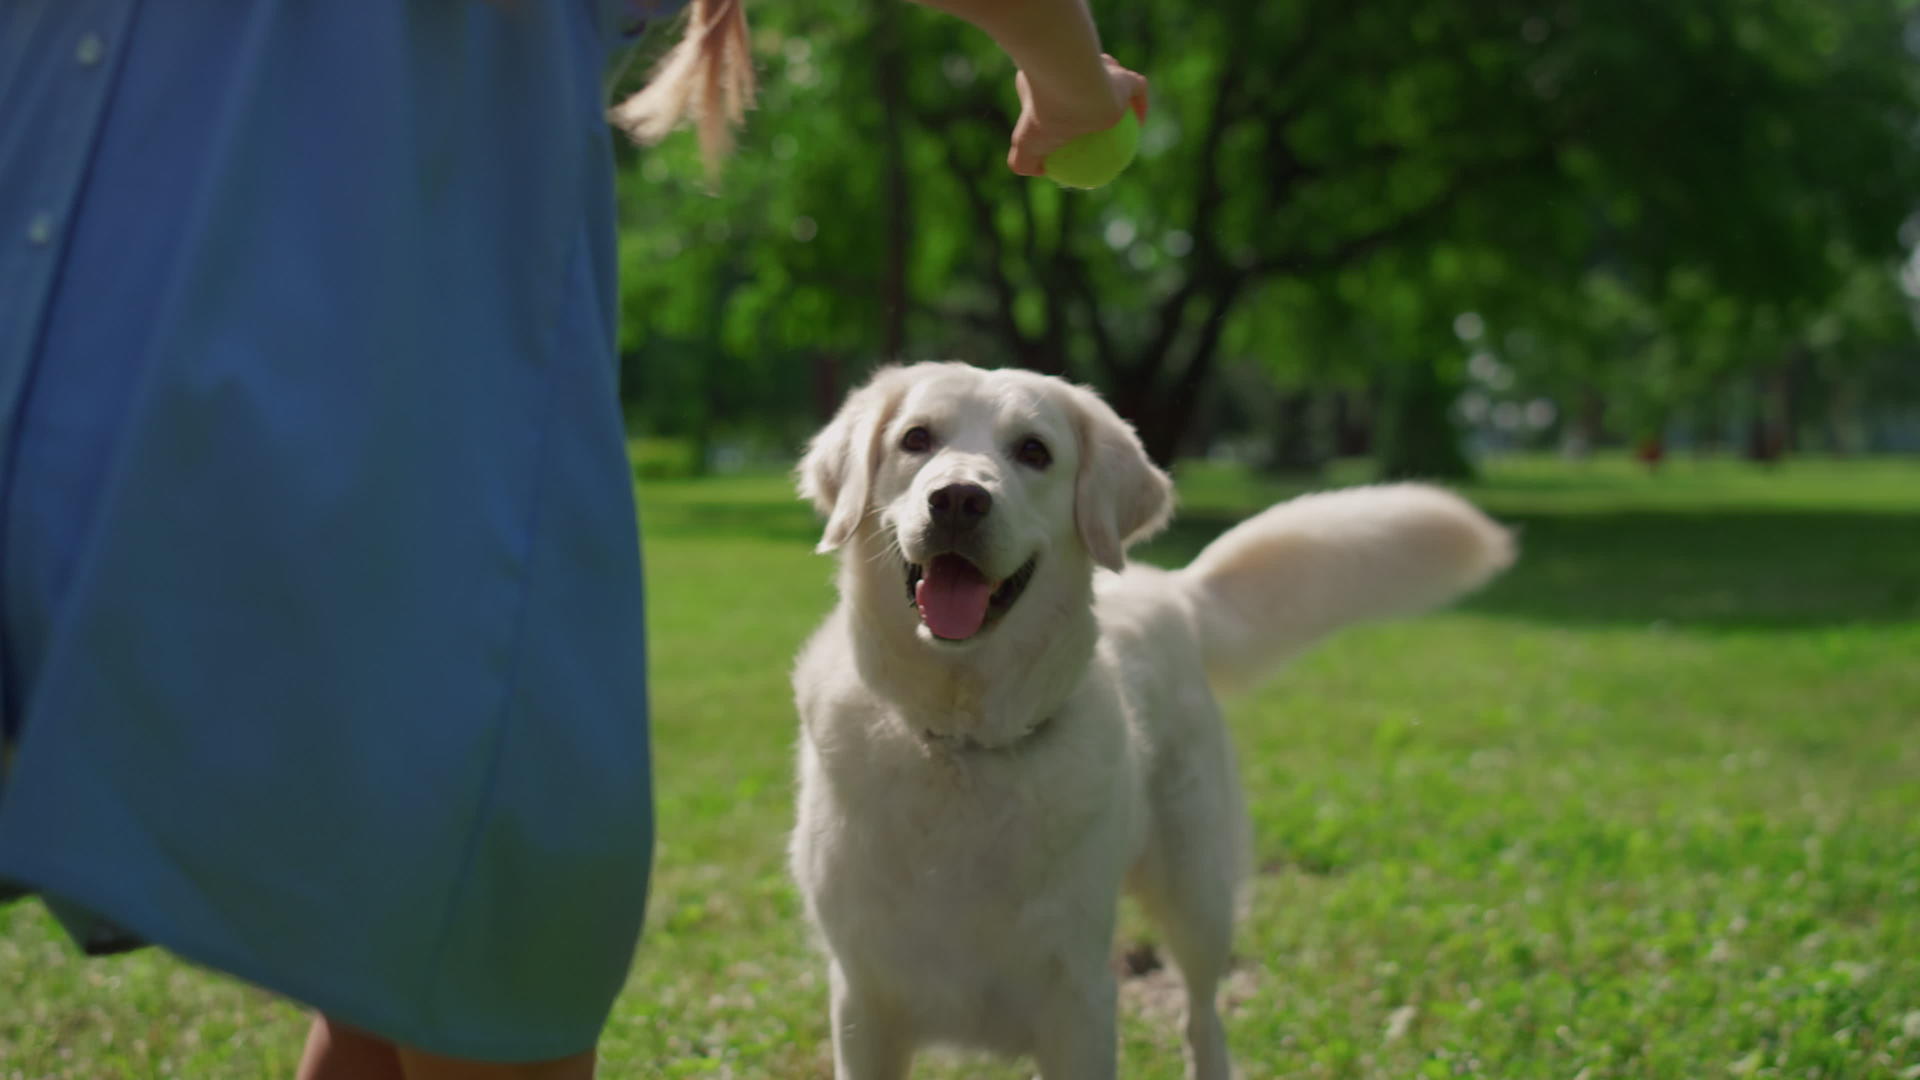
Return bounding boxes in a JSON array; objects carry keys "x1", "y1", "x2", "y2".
[
  {"x1": 797, "y1": 366, "x2": 907, "y2": 554},
  {"x1": 1067, "y1": 383, "x2": 1174, "y2": 572}
]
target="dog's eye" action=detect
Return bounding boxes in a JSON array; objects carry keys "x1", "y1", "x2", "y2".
[
  {"x1": 900, "y1": 426, "x2": 932, "y2": 453},
  {"x1": 1015, "y1": 437, "x2": 1052, "y2": 470}
]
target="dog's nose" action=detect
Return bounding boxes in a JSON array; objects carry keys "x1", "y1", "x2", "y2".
[{"x1": 928, "y1": 483, "x2": 992, "y2": 528}]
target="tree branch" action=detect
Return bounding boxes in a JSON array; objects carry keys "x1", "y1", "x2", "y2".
[
  {"x1": 1252, "y1": 148, "x2": 1559, "y2": 279},
  {"x1": 1017, "y1": 175, "x2": 1070, "y2": 364},
  {"x1": 1133, "y1": 16, "x2": 1260, "y2": 385},
  {"x1": 938, "y1": 130, "x2": 1031, "y2": 356},
  {"x1": 1169, "y1": 274, "x2": 1247, "y2": 432},
  {"x1": 872, "y1": 0, "x2": 911, "y2": 359},
  {"x1": 1057, "y1": 244, "x2": 1121, "y2": 380}
]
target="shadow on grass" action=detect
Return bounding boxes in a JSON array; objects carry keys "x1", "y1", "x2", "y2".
[{"x1": 1135, "y1": 508, "x2": 1920, "y2": 631}]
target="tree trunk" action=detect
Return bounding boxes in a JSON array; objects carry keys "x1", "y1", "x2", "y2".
[
  {"x1": 811, "y1": 353, "x2": 843, "y2": 423},
  {"x1": 1331, "y1": 390, "x2": 1373, "y2": 458},
  {"x1": 1563, "y1": 387, "x2": 1605, "y2": 459},
  {"x1": 872, "y1": 0, "x2": 910, "y2": 360},
  {"x1": 1107, "y1": 375, "x2": 1191, "y2": 467},
  {"x1": 1375, "y1": 356, "x2": 1474, "y2": 481},
  {"x1": 1265, "y1": 390, "x2": 1324, "y2": 472},
  {"x1": 1826, "y1": 377, "x2": 1861, "y2": 455},
  {"x1": 1743, "y1": 366, "x2": 1791, "y2": 463}
]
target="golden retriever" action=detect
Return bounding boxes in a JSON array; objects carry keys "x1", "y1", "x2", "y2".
[{"x1": 788, "y1": 362, "x2": 1512, "y2": 1079}]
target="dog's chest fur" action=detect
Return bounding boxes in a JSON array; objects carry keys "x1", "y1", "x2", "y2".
[{"x1": 790, "y1": 660, "x2": 1146, "y2": 1043}]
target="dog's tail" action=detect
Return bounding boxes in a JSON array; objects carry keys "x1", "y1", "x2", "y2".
[{"x1": 1178, "y1": 483, "x2": 1514, "y2": 695}]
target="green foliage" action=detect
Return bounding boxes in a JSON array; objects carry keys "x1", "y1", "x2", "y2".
[
  {"x1": 7, "y1": 455, "x2": 1920, "y2": 1078},
  {"x1": 616, "y1": 0, "x2": 1920, "y2": 470}
]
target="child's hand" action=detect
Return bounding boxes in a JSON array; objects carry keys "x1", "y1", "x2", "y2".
[{"x1": 1008, "y1": 55, "x2": 1148, "y2": 178}]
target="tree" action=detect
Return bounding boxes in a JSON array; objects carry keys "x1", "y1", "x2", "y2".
[{"x1": 615, "y1": 0, "x2": 1920, "y2": 472}]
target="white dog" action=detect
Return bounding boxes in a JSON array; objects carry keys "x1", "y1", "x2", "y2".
[{"x1": 789, "y1": 362, "x2": 1512, "y2": 1079}]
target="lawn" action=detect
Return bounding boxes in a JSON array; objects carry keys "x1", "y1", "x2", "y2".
[{"x1": 4, "y1": 454, "x2": 1917, "y2": 1079}]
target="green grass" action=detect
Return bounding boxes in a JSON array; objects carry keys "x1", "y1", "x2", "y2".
[{"x1": 5, "y1": 454, "x2": 1919, "y2": 1078}]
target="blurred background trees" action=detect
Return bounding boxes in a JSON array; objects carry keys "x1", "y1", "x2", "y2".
[{"x1": 612, "y1": 0, "x2": 1920, "y2": 478}]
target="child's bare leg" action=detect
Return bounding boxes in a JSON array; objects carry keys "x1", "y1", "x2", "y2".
[
  {"x1": 294, "y1": 1015, "x2": 594, "y2": 1080},
  {"x1": 296, "y1": 1016, "x2": 405, "y2": 1080},
  {"x1": 399, "y1": 1045, "x2": 596, "y2": 1080}
]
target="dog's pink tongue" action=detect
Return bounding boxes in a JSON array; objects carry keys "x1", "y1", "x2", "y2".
[{"x1": 916, "y1": 554, "x2": 993, "y2": 640}]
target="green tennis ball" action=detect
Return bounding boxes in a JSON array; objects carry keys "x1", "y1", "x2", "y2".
[{"x1": 1045, "y1": 110, "x2": 1141, "y2": 190}]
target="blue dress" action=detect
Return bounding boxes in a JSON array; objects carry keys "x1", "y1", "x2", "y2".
[{"x1": 0, "y1": 0, "x2": 667, "y2": 1061}]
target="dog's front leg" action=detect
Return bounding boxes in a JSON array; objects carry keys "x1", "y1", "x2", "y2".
[
  {"x1": 1029, "y1": 971, "x2": 1119, "y2": 1080},
  {"x1": 829, "y1": 962, "x2": 912, "y2": 1080}
]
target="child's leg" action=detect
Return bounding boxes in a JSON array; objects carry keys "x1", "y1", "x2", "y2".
[
  {"x1": 398, "y1": 1045, "x2": 596, "y2": 1080},
  {"x1": 295, "y1": 1015, "x2": 595, "y2": 1080},
  {"x1": 296, "y1": 1016, "x2": 404, "y2": 1080}
]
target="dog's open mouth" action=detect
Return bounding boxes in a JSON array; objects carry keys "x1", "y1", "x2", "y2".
[{"x1": 904, "y1": 554, "x2": 1037, "y2": 641}]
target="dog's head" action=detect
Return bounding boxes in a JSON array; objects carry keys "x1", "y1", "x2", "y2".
[{"x1": 799, "y1": 362, "x2": 1173, "y2": 646}]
